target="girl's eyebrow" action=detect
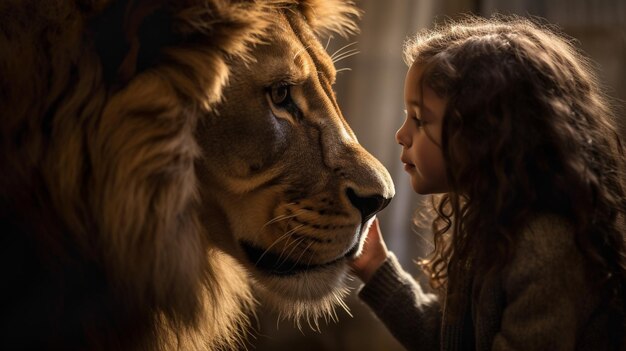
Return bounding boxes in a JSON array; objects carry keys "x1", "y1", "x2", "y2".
[{"x1": 407, "y1": 99, "x2": 434, "y2": 116}]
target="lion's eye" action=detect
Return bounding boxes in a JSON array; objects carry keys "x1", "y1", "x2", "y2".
[
  {"x1": 270, "y1": 85, "x2": 290, "y2": 106},
  {"x1": 266, "y1": 83, "x2": 301, "y2": 121}
]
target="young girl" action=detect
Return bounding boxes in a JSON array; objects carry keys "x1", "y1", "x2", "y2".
[{"x1": 349, "y1": 15, "x2": 626, "y2": 350}]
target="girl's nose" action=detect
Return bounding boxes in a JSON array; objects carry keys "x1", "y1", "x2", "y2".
[{"x1": 396, "y1": 120, "x2": 409, "y2": 147}]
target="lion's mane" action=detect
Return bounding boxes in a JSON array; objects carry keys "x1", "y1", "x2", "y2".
[{"x1": 0, "y1": 0, "x2": 359, "y2": 350}]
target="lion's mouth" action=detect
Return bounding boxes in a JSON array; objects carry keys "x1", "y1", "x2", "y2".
[{"x1": 240, "y1": 241, "x2": 353, "y2": 276}]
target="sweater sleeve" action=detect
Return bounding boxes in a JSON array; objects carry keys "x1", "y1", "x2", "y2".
[
  {"x1": 358, "y1": 252, "x2": 441, "y2": 351},
  {"x1": 492, "y1": 215, "x2": 599, "y2": 350}
]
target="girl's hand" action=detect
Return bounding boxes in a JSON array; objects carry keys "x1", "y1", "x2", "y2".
[{"x1": 349, "y1": 218, "x2": 389, "y2": 283}]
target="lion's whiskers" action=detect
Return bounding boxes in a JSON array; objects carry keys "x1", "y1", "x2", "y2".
[
  {"x1": 329, "y1": 41, "x2": 357, "y2": 61},
  {"x1": 287, "y1": 241, "x2": 314, "y2": 272},
  {"x1": 293, "y1": 45, "x2": 312, "y2": 61},
  {"x1": 332, "y1": 49, "x2": 359, "y2": 64},
  {"x1": 261, "y1": 208, "x2": 306, "y2": 229},
  {"x1": 306, "y1": 247, "x2": 316, "y2": 267},
  {"x1": 276, "y1": 235, "x2": 307, "y2": 266},
  {"x1": 324, "y1": 35, "x2": 333, "y2": 51},
  {"x1": 254, "y1": 224, "x2": 304, "y2": 266}
]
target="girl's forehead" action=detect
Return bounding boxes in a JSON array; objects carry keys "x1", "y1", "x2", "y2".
[
  {"x1": 404, "y1": 63, "x2": 435, "y2": 108},
  {"x1": 404, "y1": 63, "x2": 448, "y2": 121},
  {"x1": 404, "y1": 63, "x2": 424, "y2": 102},
  {"x1": 407, "y1": 62, "x2": 424, "y2": 81}
]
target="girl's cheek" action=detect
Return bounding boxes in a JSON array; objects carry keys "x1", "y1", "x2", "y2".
[{"x1": 423, "y1": 139, "x2": 443, "y2": 172}]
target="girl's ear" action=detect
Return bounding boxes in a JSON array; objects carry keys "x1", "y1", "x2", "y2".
[{"x1": 89, "y1": 0, "x2": 175, "y2": 89}]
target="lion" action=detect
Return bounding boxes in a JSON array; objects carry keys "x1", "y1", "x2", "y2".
[{"x1": 0, "y1": 0, "x2": 395, "y2": 350}]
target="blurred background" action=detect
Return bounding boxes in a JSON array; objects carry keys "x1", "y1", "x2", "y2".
[{"x1": 249, "y1": 0, "x2": 626, "y2": 350}]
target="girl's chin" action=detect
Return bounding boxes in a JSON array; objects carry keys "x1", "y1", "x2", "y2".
[
  {"x1": 413, "y1": 183, "x2": 449, "y2": 195},
  {"x1": 411, "y1": 178, "x2": 444, "y2": 195}
]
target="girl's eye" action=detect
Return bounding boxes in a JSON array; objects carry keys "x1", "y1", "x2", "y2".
[
  {"x1": 270, "y1": 85, "x2": 290, "y2": 106},
  {"x1": 413, "y1": 117, "x2": 425, "y2": 128}
]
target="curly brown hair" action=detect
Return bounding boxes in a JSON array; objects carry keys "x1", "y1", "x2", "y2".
[{"x1": 404, "y1": 15, "x2": 626, "y2": 328}]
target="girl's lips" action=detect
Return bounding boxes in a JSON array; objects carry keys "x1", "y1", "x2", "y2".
[{"x1": 401, "y1": 155, "x2": 415, "y2": 172}]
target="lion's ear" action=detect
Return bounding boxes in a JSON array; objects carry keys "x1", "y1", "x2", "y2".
[
  {"x1": 90, "y1": 0, "x2": 176, "y2": 89},
  {"x1": 297, "y1": 0, "x2": 361, "y2": 38}
]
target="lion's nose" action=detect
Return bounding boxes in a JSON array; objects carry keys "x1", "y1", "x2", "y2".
[{"x1": 346, "y1": 188, "x2": 391, "y2": 222}]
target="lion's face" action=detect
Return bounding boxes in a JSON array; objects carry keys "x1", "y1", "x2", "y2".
[{"x1": 195, "y1": 12, "x2": 394, "y2": 318}]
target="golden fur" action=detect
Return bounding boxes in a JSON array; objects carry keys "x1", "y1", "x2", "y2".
[{"x1": 0, "y1": 0, "x2": 393, "y2": 349}]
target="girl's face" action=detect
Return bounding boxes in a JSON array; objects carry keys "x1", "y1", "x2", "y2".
[{"x1": 396, "y1": 63, "x2": 448, "y2": 194}]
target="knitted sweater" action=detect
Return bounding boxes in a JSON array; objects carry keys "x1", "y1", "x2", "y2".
[{"x1": 358, "y1": 215, "x2": 622, "y2": 351}]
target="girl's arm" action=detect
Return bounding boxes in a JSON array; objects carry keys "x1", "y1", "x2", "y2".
[{"x1": 350, "y1": 219, "x2": 441, "y2": 351}]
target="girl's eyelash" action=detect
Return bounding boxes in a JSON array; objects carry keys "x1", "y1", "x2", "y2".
[{"x1": 413, "y1": 116, "x2": 425, "y2": 127}]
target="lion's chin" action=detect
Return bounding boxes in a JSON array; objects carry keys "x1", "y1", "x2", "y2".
[
  {"x1": 237, "y1": 240, "x2": 354, "y2": 328},
  {"x1": 250, "y1": 263, "x2": 353, "y2": 330}
]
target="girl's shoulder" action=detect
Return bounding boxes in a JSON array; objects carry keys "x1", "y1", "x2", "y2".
[
  {"x1": 517, "y1": 213, "x2": 576, "y2": 252},
  {"x1": 500, "y1": 213, "x2": 589, "y2": 291},
  {"x1": 507, "y1": 214, "x2": 583, "y2": 273}
]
